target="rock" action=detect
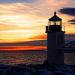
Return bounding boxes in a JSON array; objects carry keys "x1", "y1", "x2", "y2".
[
  {"x1": 2, "y1": 66, "x2": 31, "y2": 75},
  {"x1": 54, "y1": 71, "x2": 64, "y2": 75},
  {"x1": 32, "y1": 69, "x2": 52, "y2": 75},
  {"x1": 0, "y1": 64, "x2": 74, "y2": 75},
  {"x1": 0, "y1": 64, "x2": 10, "y2": 69},
  {"x1": 65, "y1": 72, "x2": 74, "y2": 75}
]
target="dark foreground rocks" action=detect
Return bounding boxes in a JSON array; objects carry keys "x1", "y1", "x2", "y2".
[{"x1": 0, "y1": 62, "x2": 74, "y2": 75}]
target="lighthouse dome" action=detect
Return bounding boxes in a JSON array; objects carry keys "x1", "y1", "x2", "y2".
[{"x1": 49, "y1": 12, "x2": 62, "y2": 21}]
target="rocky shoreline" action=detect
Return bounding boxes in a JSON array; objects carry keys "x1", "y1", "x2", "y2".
[{"x1": 0, "y1": 61, "x2": 74, "y2": 75}]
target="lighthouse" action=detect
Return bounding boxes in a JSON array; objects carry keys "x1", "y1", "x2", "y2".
[{"x1": 46, "y1": 12, "x2": 65, "y2": 65}]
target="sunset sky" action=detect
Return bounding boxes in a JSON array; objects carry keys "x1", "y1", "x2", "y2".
[{"x1": 0, "y1": 0, "x2": 75, "y2": 50}]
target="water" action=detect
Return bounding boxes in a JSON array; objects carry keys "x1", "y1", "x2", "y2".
[
  {"x1": 64, "y1": 53, "x2": 75, "y2": 65},
  {"x1": 0, "y1": 50, "x2": 47, "y2": 65},
  {"x1": 0, "y1": 50, "x2": 75, "y2": 65}
]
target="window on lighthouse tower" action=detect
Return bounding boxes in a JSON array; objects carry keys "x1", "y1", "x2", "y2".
[{"x1": 49, "y1": 21, "x2": 61, "y2": 25}]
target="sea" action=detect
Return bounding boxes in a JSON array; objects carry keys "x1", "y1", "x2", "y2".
[
  {"x1": 0, "y1": 50, "x2": 75, "y2": 65},
  {"x1": 0, "y1": 50, "x2": 47, "y2": 65}
]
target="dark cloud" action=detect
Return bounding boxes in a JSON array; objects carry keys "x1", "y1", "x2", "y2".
[
  {"x1": 59, "y1": 8, "x2": 75, "y2": 16},
  {"x1": 65, "y1": 34, "x2": 75, "y2": 43},
  {"x1": 0, "y1": 40, "x2": 47, "y2": 46},
  {"x1": 68, "y1": 19, "x2": 75, "y2": 24}
]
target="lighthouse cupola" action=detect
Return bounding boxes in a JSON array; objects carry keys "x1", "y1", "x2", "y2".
[{"x1": 46, "y1": 12, "x2": 63, "y2": 32}]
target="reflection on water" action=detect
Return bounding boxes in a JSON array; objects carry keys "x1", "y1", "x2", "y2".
[{"x1": 0, "y1": 50, "x2": 47, "y2": 65}]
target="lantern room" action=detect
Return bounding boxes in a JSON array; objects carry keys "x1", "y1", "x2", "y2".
[
  {"x1": 48, "y1": 12, "x2": 62, "y2": 25},
  {"x1": 46, "y1": 12, "x2": 64, "y2": 32}
]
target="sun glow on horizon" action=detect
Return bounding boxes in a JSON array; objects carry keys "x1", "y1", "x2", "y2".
[
  {"x1": 0, "y1": 46, "x2": 47, "y2": 51},
  {"x1": 0, "y1": 30, "x2": 46, "y2": 43}
]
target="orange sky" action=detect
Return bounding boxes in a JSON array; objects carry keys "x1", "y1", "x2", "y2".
[
  {"x1": 0, "y1": 0, "x2": 75, "y2": 50},
  {"x1": 0, "y1": 46, "x2": 47, "y2": 51}
]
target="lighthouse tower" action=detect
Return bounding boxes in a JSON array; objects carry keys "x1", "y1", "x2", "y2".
[{"x1": 46, "y1": 12, "x2": 65, "y2": 65}]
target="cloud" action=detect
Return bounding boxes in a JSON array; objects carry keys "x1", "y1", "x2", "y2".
[
  {"x1": 0, "y1": 0, "x2": 75, "y2": 43},
  {"x1": 68, "y1": 19, "x2": 75, "y2": 24},
  {"x1": 0, "y1": 0, "x2": 35, "y2": 3},
  {"x1": 65, "y1": 34, "x2": 75, "y2": 41},
  {"x1": 0, "y1": 3, "x2": 47, "y2": 27},
  {"x1": 0, "y1": 40, "x2": 47, "y2": 46},
  {"x1": 59, "y1": 8, "x2": 75, "y2": 16},
  {"x1": 0, "y1": 3, "x2": 37, "y2": 15}
]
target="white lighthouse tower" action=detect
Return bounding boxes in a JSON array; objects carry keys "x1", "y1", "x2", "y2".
[{"x1": 46, "y1": 12, "x2": 65, "y2": 65}]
